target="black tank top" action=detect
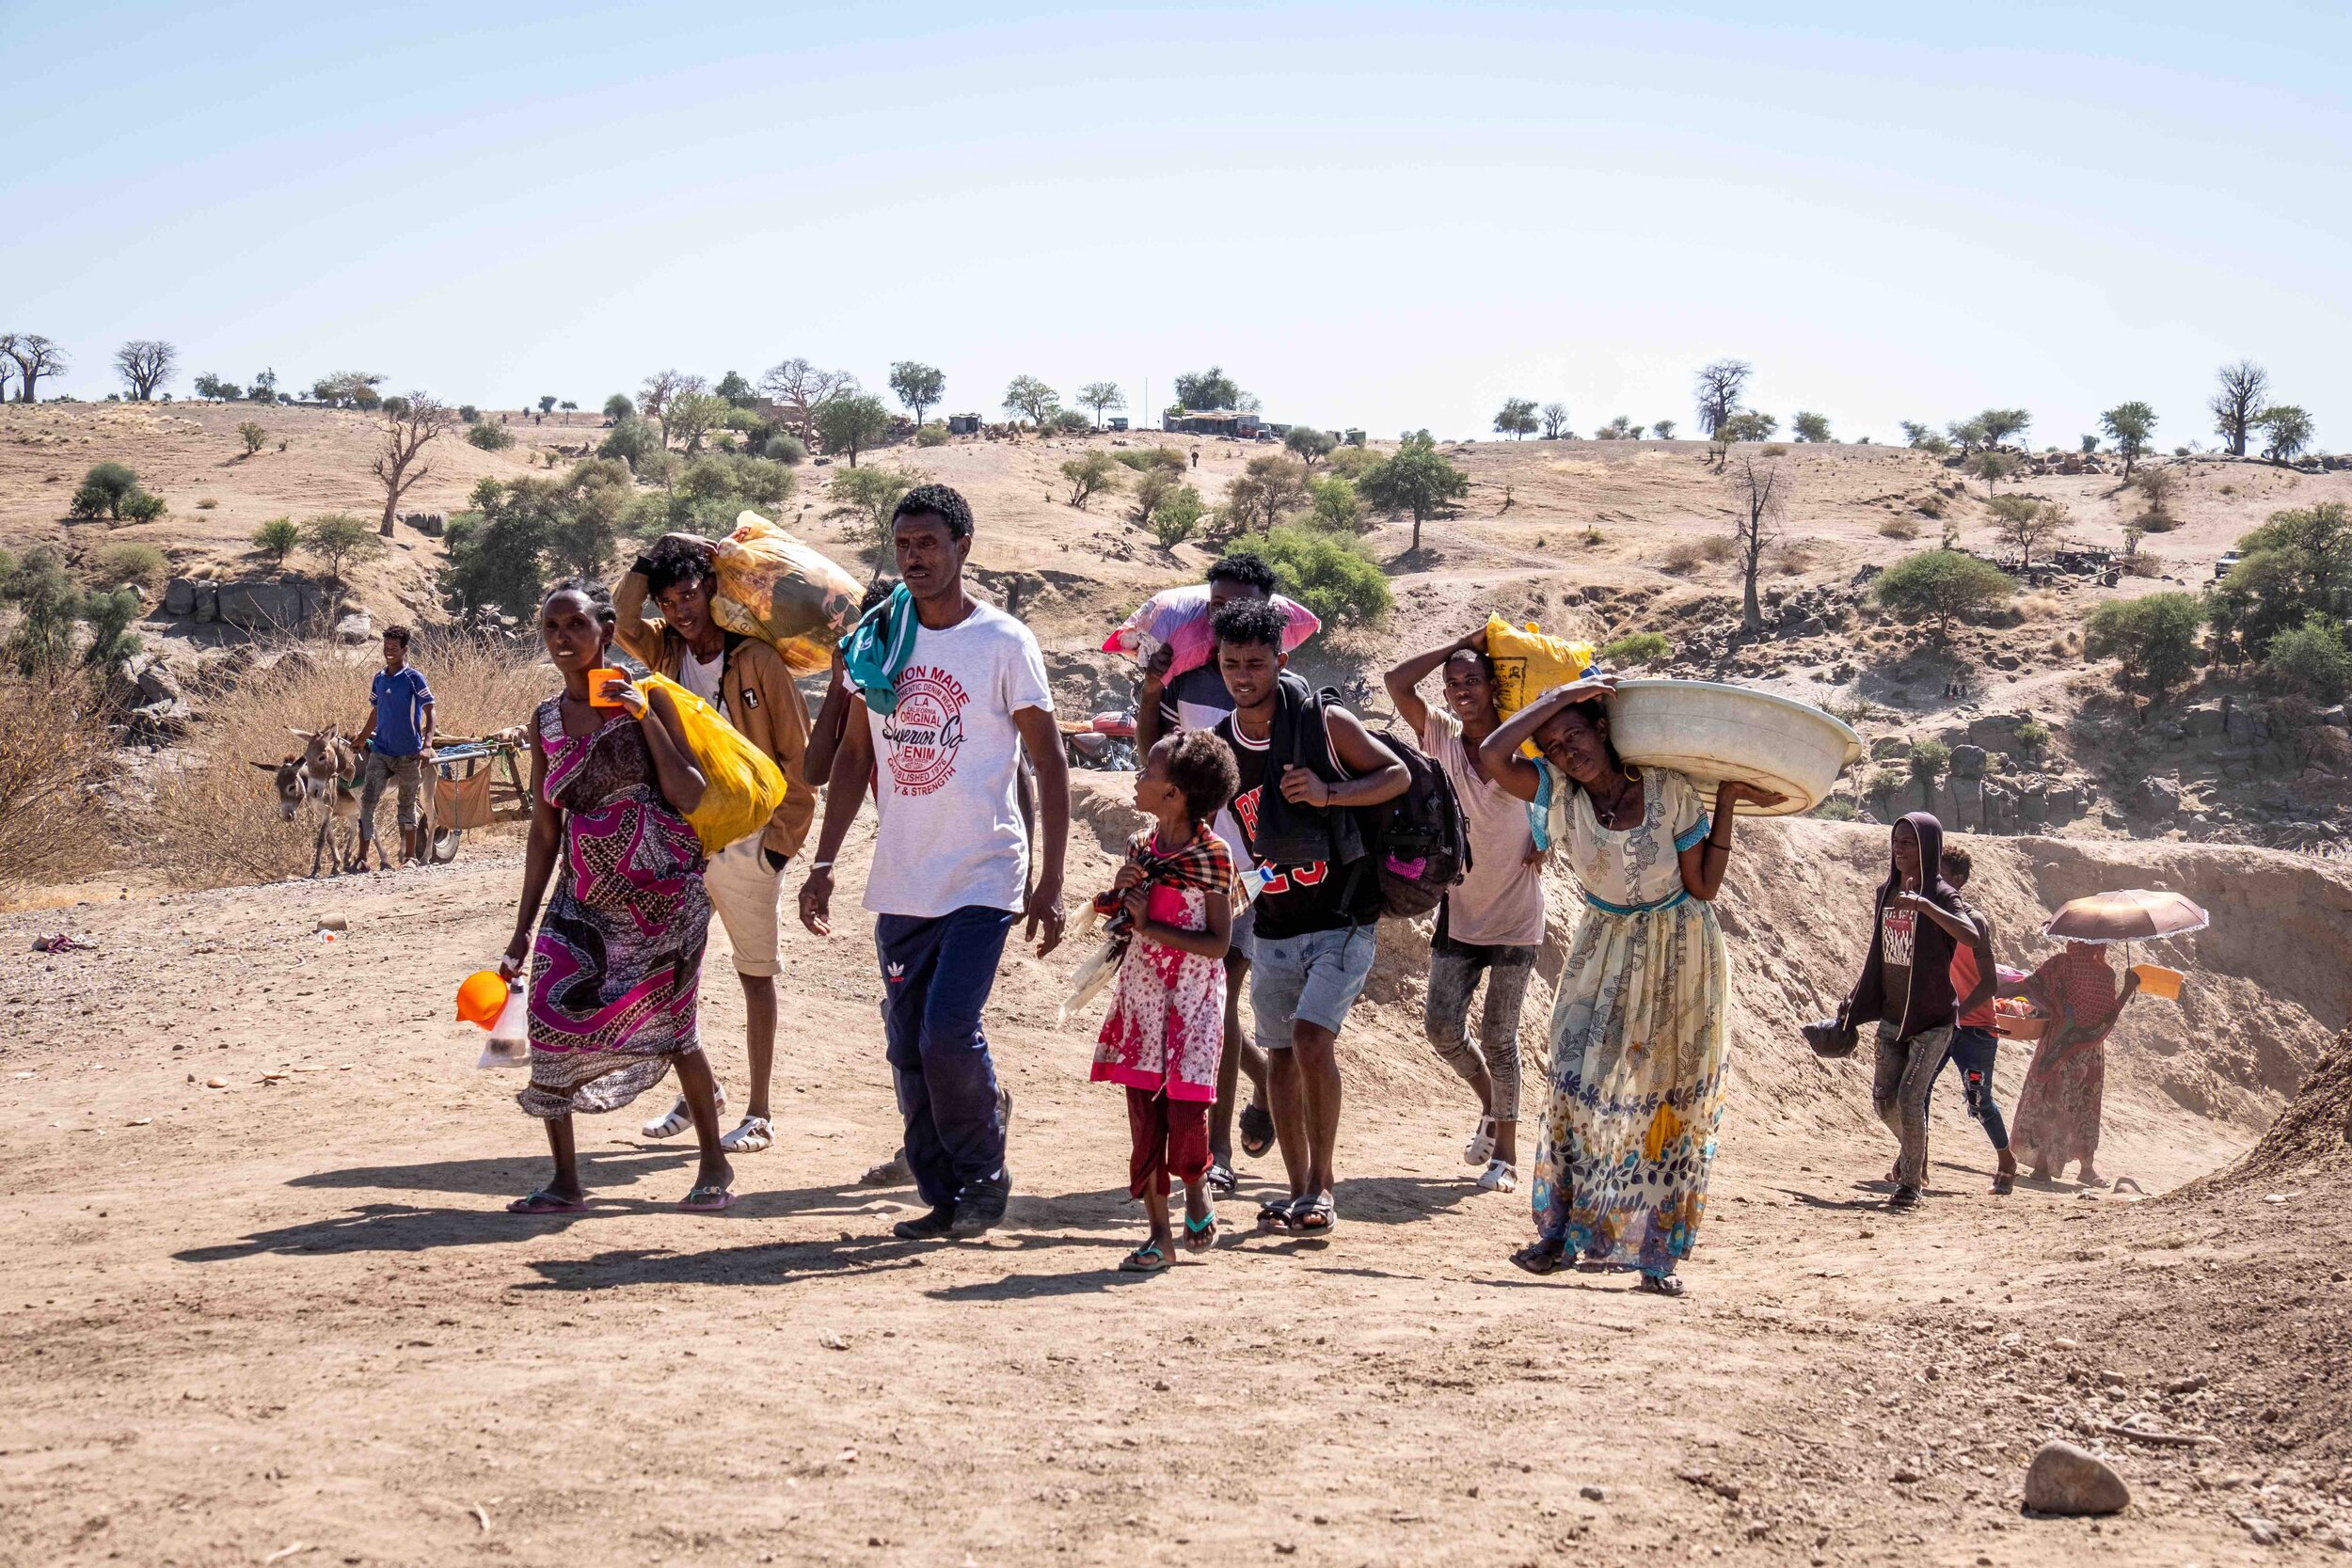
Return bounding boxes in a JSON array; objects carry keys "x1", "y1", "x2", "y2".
[{"x1": 1220, "y1": 712, "x2": 1376, "y2": 941}]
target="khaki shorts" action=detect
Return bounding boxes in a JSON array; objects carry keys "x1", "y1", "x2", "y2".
[{"x1": 705, "y1": 836, "x2": 783, "y2": 977}]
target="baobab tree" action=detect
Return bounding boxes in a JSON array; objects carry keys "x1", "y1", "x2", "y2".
[
  {"x1": 2, "y1": 333, "x2": 69, "y2": 402},
  {"x1": 1540, "y1": 402, "x2": 1570, "y2": 439},
  {"x1": 373, "y1": 393, "x2": 451, "y2": 537},
  {"x1": 114, "y1": 340, "x2": 178, "y2": 401},
  {"x1": 1693, "y1": 358, "x2": 1752, "y2": 436},
  {"x1": 759, "y1": 357, "x2": 858, "y2": 443},
  {"x1": 2209, "y1": 360, "x2": 2269, "y2": 457}
]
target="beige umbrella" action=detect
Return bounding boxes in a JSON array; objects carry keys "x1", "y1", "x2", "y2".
[{"x1": 2041, "y1": 889, "x2": 2210, "y2": 944}]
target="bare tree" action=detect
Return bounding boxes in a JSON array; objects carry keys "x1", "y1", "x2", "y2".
[
  {"x1": 1724, "y1": 450, "x2": 1788, "y2": 632},
  {"x1": 1693, "y1": 358, "x2": 1752, "y2": 437},
  {"x1": 2209, "y1": 359, "x2": 2269, "y2": 457},
  {"x1": 372, "y1": 393, "x2": 450, "y2": 537},
  {"x1": 3, "y1": 334, "x2": 69, "y2": 402},
  {"x1": 758, "y1": 357, "x2": 858, "y2": 442},
  {"x1": 114, "y1": 340, "x2": 178, "y2": 401},
  {"x1": 1540, "y1": 402, "x2": 1570, "y2": 439}
]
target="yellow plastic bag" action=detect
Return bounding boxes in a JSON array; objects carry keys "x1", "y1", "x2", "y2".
[
  {"x1": 708, "y1": 511, "x2": 865, "y2": 676},
  {"x1": 640, "y1": 673, "x2": 788, "y2": 854},
  {"x1": 1483, "y1": 615, "x2": 1595, "y2": 756}
]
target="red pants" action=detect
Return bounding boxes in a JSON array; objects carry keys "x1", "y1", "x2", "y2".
[{"x1": 1127, "y1": 1087, "x2": 1211, "y2": 1198}]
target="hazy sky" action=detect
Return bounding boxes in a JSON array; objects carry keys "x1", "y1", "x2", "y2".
[{"x1": 8, "y1": 1, "x2": 2346, "y2": 448}]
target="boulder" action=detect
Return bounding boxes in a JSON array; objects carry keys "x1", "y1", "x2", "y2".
[
  {"x1": 133, "y1": 659, "x2": 181, "y2": 706},
  {"x1": 2223, "y1": 701, "x2": 2265, "y2": 746},
  {"x1": 1871, "y1": 736, "x2": 1912, "y2": 762},
  {"x1": 1931, "y1": 776, "x2": 1960, "y2": 828},
  {"x1": 2182, "y1": 703, "x2": 2226, "y2": 739},
  {"x1": 335, "y1": 610, "x2": 375, "y2": 645},
  {"x1": 192, "y1": 582, "x2": 219, "y2": 623},
  {"x1": 127, "y1": 697, "x2": 194, "y2": 742},
  {"x1": 1953, "y1": 775, "x2": 1985, "y2": 832},
  {"x1": 2132, "y1": 775, "x2": 2182, "y2": 818},
  {"x1": 215, "y1": 580, "x2": 310, "y2": 631},
  {"x1": 1949, "y1": 743, "x2": 1987, "y2": 779},
  {"x1": 1983, "y1": 782, "x2": 2017, "y2": 834},
  {"x1": 2019, "y1": 785, "x2": 2048, "y2": 830},
  {"x1": 2022, "y1": 1440, "x2": 2129, "y2": 1516},
  {"x1": 162, "y1": 578, "x2": 197, "y2": 617},
  {"x1": 2045, "y1": 784, "x2": 2083, "y2": 824}
]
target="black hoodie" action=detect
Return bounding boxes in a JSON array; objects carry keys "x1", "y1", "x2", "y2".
[{"x1": 1843, "y1": 811, "x2": 1964, "y2": 1040}]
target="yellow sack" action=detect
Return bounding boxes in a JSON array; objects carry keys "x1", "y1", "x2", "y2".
[
  {"x1": 1483, "y1": 615, "x2": 1596, "y2": 758},
  {"x1": 640, "y1": 673, "x2": 788, "y2": 854},
  {"x1": 708, "y1": 511, "x2": 865, "y2": 676}
]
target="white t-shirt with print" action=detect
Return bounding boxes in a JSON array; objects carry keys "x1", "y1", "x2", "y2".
[
  {"x1": 676, "y1": 644, "x2": 727, "y2": 717},
  {"x1": 861, "y1": 600, "x2": 1055, "y2": 918}
]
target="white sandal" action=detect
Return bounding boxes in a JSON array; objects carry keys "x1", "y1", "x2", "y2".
[
  {"x1": 641, "y1": 1088, "x2": 725, "y2": 1140},
  {"x1": 1477, "y1": 1159, "x2": 1518, "y2": 1194},
  {"x1": 720, "y1": 1115, "x2": 773, "y2": 1153},
  {"x1": 1464, "y1": 1114, "x2": 1498, "y2": 1167}
]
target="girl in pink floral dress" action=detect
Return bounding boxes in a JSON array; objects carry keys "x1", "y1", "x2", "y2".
[{"x1": 1090, "y1": 731, "x2": 1239, "y2": 1273}]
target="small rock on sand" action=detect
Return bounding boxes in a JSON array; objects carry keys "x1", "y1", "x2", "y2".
[{"x1": 2024, "y1": 1440, "x2": 2130, "y2": 1515}]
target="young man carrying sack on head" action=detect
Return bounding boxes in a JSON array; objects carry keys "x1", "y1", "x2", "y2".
[{"x1": 616, "y1": 531, "x2": 816, "y2": 1156}]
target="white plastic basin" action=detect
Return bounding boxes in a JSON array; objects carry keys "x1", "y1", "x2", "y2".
[{"x1": 1606, "y1": 680, "x2": 1864, "y2": 816}]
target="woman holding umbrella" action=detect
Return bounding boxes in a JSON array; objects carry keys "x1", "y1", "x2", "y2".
[{"x1": 2000, "y1": 889, "x2": 2202, "y2": 1187}]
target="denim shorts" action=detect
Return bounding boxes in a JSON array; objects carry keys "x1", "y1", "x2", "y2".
[{"x1": 1248, "y1": 925, "x2": 1377, "y2": 1050}]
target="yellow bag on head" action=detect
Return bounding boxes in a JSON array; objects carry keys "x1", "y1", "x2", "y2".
[
  {"x1": 1482, "y1": 615, "x2": 1595, "y2": 757},
  {"x1": 639, "y1": 673, "x2": 788, "y2": 854},
  {"x1": 708, "y1": 511, "x2": 865, "y2": 676}
]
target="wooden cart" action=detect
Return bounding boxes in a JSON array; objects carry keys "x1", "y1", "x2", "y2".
[{"x1": 423, "y1": 728, "x2": 532, "y2": 863}]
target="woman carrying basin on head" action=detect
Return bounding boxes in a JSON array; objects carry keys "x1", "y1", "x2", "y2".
[{"x1": 1478, "y1": 675, "x2": 1781, "y2": 1297}]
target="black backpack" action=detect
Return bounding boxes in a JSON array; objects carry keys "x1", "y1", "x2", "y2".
[{"x1": 1357, "y1": 723, "x2": 1471, "y2": 919}]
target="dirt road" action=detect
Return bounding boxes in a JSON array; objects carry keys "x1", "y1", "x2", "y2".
[{"x1": 0, "y1": 836, "x2": 2337, "y2": 1567}]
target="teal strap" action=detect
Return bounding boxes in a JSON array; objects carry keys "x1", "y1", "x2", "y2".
[{"x1": 1581, "y1": 887, "x2": 1690, "y2": 916}]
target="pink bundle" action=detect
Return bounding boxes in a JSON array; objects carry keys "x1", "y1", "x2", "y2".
[{"x1": 1101, "y1": 585, "x2": 1321, "y2": 679}]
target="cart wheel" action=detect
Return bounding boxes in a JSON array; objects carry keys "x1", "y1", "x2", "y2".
[{"x1": 431, "y1": 827, "x2": 464, "y2": 864}]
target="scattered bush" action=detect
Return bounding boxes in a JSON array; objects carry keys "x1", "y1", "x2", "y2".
[
  {"x1": 1304, "y1": 475, "x2": 1362, "y2": 533},
  {"x1": 759, "y1": 430, "x2": 809, "y2": 465},
  {"x1": 824, "y1": 466, "x2": 921, "y2": 563},
  {"x1": 1873, "y1": 549, "x2": 2015, "y2": 641},
  {"x1": 1227, "y1": 525, "x2": 1391, "y2": 627},
  {"x1": 459, "y1": 404, "x2": 483, "y2": 424},
  {"x1": 1151, "y1": 485, "x2": 1208, "y2": 548},
  {"x1": 299, "y1": 512, "x2": 385, "y2": 589},
  {"x1": 1597, "y1": 631, "x2": 1673, "y2": 668},
  {"x1": 2012, "y1": 719, "x2": 2051, "y2": 755},
  {"x1": 0, "y1": 671, "x2": 113, "y2": 894},
  {"x1": 1878, "y1": 515, "x2": 1921, "y2": 540},
  {"x1": 1285, "y1": 426, "x2": 1337, "y2": 467},
  {"x1": 1225, "y1": 454, "x2": 1311, "y2": 533},
  {"x1": 914, "y1": 421, "x2": 950, "y2": 448},
  {"x1": 195, "y1": 497, "x2": 218, "y2": 510},
  {"x1": 91, "y1": 542, "x2": 167, "y2": 592},
  {"x1": 1907, "y1": 738, "x2": 1951, "y2": 782},
  {"x1": 69, "y1": 461, "x2": 143, "y2": 522},
  {"x1": 1811, "y1": 796, "x2": 1859, "y2": 821},
  {"x1": 237, "y1": 420, "x2": 266, "y2": 455},
  {"x1": 2209, "y1": 502, "x2": 2351, "y2": 660},
  {"x1": 1772, "y1": 538, "x2": 1817, "y2": 575},
  {"x1": 1050, "y1": 408, "x2": 1094, "y2": 436},
  {"x1": 596, "y1": 416, "x2": 662, "y2": 473},
  {"x1": 467, "y1": 422, "x2": 516, "y2": 451},
  {"x1": 1325, "y1": 444, "x2": 1380, "y2": 481},
  {"x1": 121, "y1": 491, "x2": 167, "y2": 524},
  {"x1": 2083, "y1": 592, "x2": 2205, "y2": 702},
  {"x1": 252, "y1": 516, "x2": 300, "y2": 565},
  {"x1": 603, "y1": 393, "x2": 634, "y2": 421},
  {"x1": 1061, "y1": 451, "x2": 1122, "y2": 510},
  {"x1": 2263, "y1": 615, "x2": 2351, "y2": 704},
  {"x1": 1115, "y1": 445, "x2": 1187, "y2": 475}
]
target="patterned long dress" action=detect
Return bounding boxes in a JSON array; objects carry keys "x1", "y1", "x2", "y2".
[
  {"x1": 517, "y1": 696, "x2": 711, "y2": 1120},
  {"x1": 1528, "y1": 766, "x2": 1729, "y2": 1275},
  {"x1": 2007, "y1": 945, "x2": 2127, "y2": 1171}
]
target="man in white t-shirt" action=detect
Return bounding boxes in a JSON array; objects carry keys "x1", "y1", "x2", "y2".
[{"x1": 799, "y1": 485, "x2": 1071, "y2": 1240}]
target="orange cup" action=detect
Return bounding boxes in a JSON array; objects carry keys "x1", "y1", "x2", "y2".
[
  {"x1": 588, "y1": 668, "x2": 628, "y2": 708},
  {"x1": 456, "y1": 970, "x2": 510, "y2": 1029}
]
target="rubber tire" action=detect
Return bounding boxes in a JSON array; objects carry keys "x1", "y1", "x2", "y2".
[{"x1": 431, "y1": 827, "x2": 464, "y2": 864}]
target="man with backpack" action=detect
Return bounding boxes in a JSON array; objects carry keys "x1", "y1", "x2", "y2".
[
  {"x1": 1384, "y1": 626, "x2": 1546, "y2": 1195},
  {"x1": 1208, "y1": 597, "x2": 1408, "y2": 1236}
]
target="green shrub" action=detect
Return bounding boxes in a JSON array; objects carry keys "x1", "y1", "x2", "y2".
[
  {"x1": 1050, "y1": 408, "x2": 1094, "y2": 436},
  {"x1": 1597, "y1": 631, "x2": 1672, "y2": 668},
  {"x1": 1229, "y1": 525, "x2": 1391, "y2": 627},
  {"x1": 459, "y1": 404, "x2": 482, "y2": 424},
  {"x1": 1305, "y1": 475, "x2": 1361, "y2": 532},
  {"x1": 1152, "y1": 485, "x2": 1207, "y2": 547},
  {"x1": 1907, "y1": 738, "x2": 1951, "y2": 781},
  {"x1": 252, "y1": 516, "x2": 300, "y2": 565},
  {"x1": 2013, "y1": 719, "x2": 2050, "y2": 754},
  {"x1": 1060, "y1": 451, "x2": 1122, "y2": 510},
  {"x1": 1115, "y1": 445, "x2": 1186, "y2": 474},
  {"x1": 596, "y1": 417, "x2": 662, "y2": 473},
  {"x1": 1873, "y1": 550, "x2": 2015, "y2": 641},
  {"x1": 70, "y1": 462, "x2": 142, "y2": 521},
  {"x1": 2082, "y1": 592, "x2": 2205, "y2": 700},
  {"x1": 299, "y1": 512, "x2": 385, "y2": 589},
  {"x1": 2210, "y1": 502, "x2": 2352, "y2": 660},
  {"x1": 826, "y1": 466, "x2": 921, "y2": 562},
  {"x1": 1325, "y1": 444, "x2": 1380, "y2": 481},
  {"x1": 1811, "y1": 796, "x2": 1859, "y2": 821},
  {"x1": 914, "y1": 421, "x2": 949, "y2": 448},
  {"x1": 90, "y1": 542, "x2": 167, "y2": 592},
  {"x1": 2263, "y1": 615, "x2": 2352, "y2": 704},
  {"x1": 237, "y1": 420, "x2": 266, "y2": 455},
  {"x1": 467, "y1": 422, "x2": 516, "y2": 451},
  {"x1": 121, "y1": 491, "x2": 167, "y2": 524}
]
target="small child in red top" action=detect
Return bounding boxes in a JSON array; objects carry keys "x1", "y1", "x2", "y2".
[{"x1": 1090, "y1": 730, "x2": 1239, "y2": 1274}]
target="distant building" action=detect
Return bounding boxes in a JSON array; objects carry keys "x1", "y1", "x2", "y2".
[
  {"x1": 1165, "y1": 409, "x2": 1264, "y2": 438},
  {"x1": 946, "y1": 413, "x2": 982, "y2": 435}
]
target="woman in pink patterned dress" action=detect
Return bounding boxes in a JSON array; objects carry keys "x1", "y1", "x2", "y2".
[
  {"x1": 1090, "y1": 731, "x2": 1240, "y2": 1273},
  {"x1": 499, "y1": 580, "x2": 734, "y2": 1215}
]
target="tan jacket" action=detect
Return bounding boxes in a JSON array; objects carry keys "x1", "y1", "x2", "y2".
[{"x1": 613, "y1": 569, "x2": 816, "y2": 863}]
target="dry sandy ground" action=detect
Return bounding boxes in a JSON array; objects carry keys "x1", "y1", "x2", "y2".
[{"x1": 5, "y1": 796, "x2": 2347, "y2": 1568}]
